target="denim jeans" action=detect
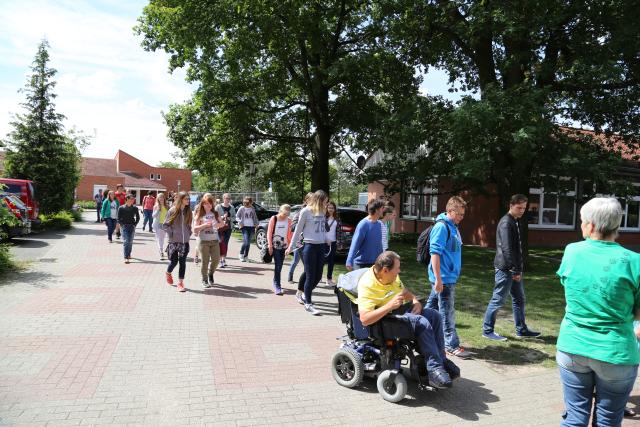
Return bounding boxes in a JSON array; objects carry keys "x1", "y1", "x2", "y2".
[
  {"x1": 401, "y1": 307, "x2": 446, "y2": 371},
  {"x1": 482, "y1": 269, "x2": 527, "y2": 334},
  {"x1": 426, "y1": 282, "x2": 460, "y2": 350},
  {"x1": 220, "y1": 228, "x2": 232, "y2": 256},
  {"x1": 142, "y1": 209, "x2": 153, "y2": 231},
  {"x1": 323, "y1": 241, "x2": 337, "y2": 280},
  {"x1": 272, "y1": 248, "x2": 286, "y2": 287},
  {"x1": 104, "y1": 218, "x2": 116, "y2": 241},
  {"x1": 556, "y1": 350, "x2": 638, "y2": 427},
  {"x1": 301, "y1": 243, "x2": 325, "y2": 304},
  {"x1": 240, "y1": 227, "x2": 254, "y2": 258},
  {"x1": 288, "y1": 246, "x2": 302, "y2": 281},
  {"x1": 168, "y1": 242, "x2": 190, "y2": 279},
  {"x1": 121, "y1": 224, "x2": 135, "y2": 259}
]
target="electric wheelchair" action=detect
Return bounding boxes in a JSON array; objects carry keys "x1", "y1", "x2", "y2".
[{"x1": 331, "y1": 273, "x2": 443, "y2": 403}]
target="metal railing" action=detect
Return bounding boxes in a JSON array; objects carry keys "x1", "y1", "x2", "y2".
[{"x1": 189, "y1": 191, "x2": 279, "y2": 210}]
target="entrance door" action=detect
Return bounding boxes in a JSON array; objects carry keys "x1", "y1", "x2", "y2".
[{"x1": 93, "y1": 184, "x2": 107, "y2": 200}]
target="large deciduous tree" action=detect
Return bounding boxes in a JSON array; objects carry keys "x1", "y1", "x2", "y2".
[
  {"x1": 3, "y1": 40, "x2": 82, "y2": 214},
  {"x1": 136, "y1": 0, "x2": 421, "y2": 195},
  {"x1": 373, "y1": 0, "x2": 640, "y2": 209}
]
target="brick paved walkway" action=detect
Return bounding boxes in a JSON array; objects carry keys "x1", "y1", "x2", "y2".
[{"x1": 1, "y1": 215, "x2": 638, "y2": 426}]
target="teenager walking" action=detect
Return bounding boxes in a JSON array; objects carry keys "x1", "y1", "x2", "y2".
[
  {"x1": 100, "y1": 191, "x2": 119, "y2": 243},
  {"x1": 235, "y1": 196, "x2": 258, "y2": 262},
  {"x1": 287, "y1": 192, "x2": 313, "y2": 283},
  {"x1": 286, "y1": 190, "x2": 329, "y2": 315},
  {"x1": 323, "y1": 201, "x2": 341, "y2": 287},
  {"x1": 162, "y1": 192, "x2": 193, "y2": 292},
  {"x1": 214, "y1": 194, "x2": 236, "y2": 268},
  {"x1": 141, "y1": 192, "x2": 156, "y2": 232},
  {"x1": 113, "y1": 184, "x2": 127, "y2": 239},
  {"x1": 118, "y1": 194, "x2": 140, "y2": 264},
  {"x1": 267, "y1": 204, "x2": 293, "y2": 295},
  {"x1": 152, "y1": 192, "x2": 169, "y2": 260},
  {"x1": 193, "y1": 193, "x2": 222, "y2": 288}
]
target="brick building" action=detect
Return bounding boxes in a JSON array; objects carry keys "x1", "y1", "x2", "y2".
[
  {"x1": 76, "y1": 150, "x2": 191, "y2": 204},
  {"x1": 366, "y1": 131, "x2": 640, "y2": 248}
]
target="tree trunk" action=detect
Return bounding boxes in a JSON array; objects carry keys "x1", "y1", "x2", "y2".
[{"x1": 310, "y1": 127, "x2": 331, "y2": 195}]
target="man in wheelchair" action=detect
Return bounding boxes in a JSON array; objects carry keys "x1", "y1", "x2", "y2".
[{"x1": 357, "y1": 251, "x2": 460, "y2": 389}]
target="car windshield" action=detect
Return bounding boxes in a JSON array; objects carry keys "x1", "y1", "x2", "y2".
[{"x1": 338, "y1": 209, "x2": 367, "y2": 225}]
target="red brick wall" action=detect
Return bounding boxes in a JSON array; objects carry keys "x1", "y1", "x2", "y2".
[
  {"x1": 76, "y1": 176, "x2": 125, "y2": 201},
  {"x1": 115, "y1": 150, "x2": 191, "y2": 194}
]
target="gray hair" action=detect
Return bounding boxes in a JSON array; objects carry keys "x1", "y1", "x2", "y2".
[{"x1": 580, "y1": 197, "x2": 622, "y2": 237}]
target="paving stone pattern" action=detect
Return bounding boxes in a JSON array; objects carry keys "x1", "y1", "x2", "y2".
[{"x1": 1, "y1": 216, "x2": 638, "y2": 426}]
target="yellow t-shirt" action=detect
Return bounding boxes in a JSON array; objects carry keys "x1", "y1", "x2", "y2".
[{"x1": 357, "y1": 267, "x2": 405, "y2": 312}]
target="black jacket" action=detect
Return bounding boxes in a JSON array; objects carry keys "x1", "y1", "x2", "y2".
[
  {"x1": 494, "y1": 213, "x2": 523, "y2": 274},
  {"x1": 118, "y1": 205, "x2": 140, "y2": 225}
]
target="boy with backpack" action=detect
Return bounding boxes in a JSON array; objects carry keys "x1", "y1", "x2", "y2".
[{"x1": 421, "y1": 196, "x2": 470, "y2": 359}]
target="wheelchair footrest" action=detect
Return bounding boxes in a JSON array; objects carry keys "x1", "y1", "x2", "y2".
[{"x1": 418, "y1": 383, "x2": 437, "y2": 392}]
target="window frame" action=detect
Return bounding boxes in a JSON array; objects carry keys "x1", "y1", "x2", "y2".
[
  {"x1": 618, "y1": 195, "x2": 640, "y2": 232},
  {"x1": 149, "y1": 173, "x2": 155, "y2": 180},
  {"x1": 401, "y1": 181, "x2": 438, "y2": 221},
  {"x1": 156, "y1": 173, "x2": 161, "y2": 181},
  {"x1": 528, "y1": 179, "x2": 577, "y2": 230}
]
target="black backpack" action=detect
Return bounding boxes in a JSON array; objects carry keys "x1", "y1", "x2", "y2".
[{"x1": 416, "y1": 219, "x2": 450, "y2": 264}]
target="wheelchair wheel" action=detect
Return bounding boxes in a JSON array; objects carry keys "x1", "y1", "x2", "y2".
[
  {"x1": 376, "y1": 370, "x2": 408, "y2": 403},
  {"x1": 331, "y1": 348, "x2": 364, "y2": 388}
]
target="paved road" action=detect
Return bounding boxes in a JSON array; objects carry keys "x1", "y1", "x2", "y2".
[{"x1": 1, "y1": 215, "x2": 638, "y2": 426}]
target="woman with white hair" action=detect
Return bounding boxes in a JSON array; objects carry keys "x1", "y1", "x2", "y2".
[{"x1": 556, "y1": 197, "x2": 640, "y2": 426}]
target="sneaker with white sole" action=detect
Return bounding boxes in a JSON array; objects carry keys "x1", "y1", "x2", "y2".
[
  {"x1": 482, "y1": 332, "x2": 508, "y2": 341},
  {"x1": 446, "y1": 346, "x2": 472, "y2": 359},
  {"x1": 295, "y1": 292, "x2": 306, "y2": 305},
  {"x1": 304, "y1": 303, "x2": 320, "y2": 315}
]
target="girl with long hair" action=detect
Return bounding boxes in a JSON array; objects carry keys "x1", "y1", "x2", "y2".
[
  {"x1": 193, "y1": 193, "x2": 222, "y2": 288},
  {"x1": 323, "y1": 201, "x2": 341, "y2": 287},
  {"x1": 235, "y1": 196, "x2": 258, "y2": 262},
  {"x1": 162, "y1": 191, "x2": 193, "y2": 292},
  {"x1": 152, "y1": 192, "x2": 169, "y2": 260},
  {"x1": 267, "y1": 204, "x2": 292, "y2": 295},
  {"x1": 286, "y1": 190, "x2": 329, "y2": 315},
  {"x1": 214, "y1": 193, "x2": 235, "y2": 268},
  {"x1": 100, "y1": 191, "x2": 119, "y2": 243}
]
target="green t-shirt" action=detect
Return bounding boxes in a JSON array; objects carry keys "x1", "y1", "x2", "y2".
[{"x1": 556, "y1": 239, "x2": 640, "y2": 365}]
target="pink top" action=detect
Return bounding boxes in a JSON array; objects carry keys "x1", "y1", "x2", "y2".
[{"x1": 143, "y1": 195, "x2": 156, "y2": 210}]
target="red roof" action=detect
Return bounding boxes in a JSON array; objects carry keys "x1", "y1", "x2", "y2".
[{"x1": 81, "y1": 157, "x2": 165, "y2": 190}]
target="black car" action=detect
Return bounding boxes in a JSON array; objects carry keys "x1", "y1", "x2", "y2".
[
  {"x1": 232, "y1": 201, "x2": 279, "y2": 229},
  {"x1": 254, "y1": 206, "x2": 367, "y2": 260}
]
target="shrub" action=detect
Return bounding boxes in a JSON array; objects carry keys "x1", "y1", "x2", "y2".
[
  {"x1": 70, "y1": 208, "x2": 83, "y2": 222},
  {"x1": 0, "y1": 243, "x2": 15, "y2": 275},
  {"x1": 76, "y1": 200, "x2": 97, "y2": 209},
  {"x1": 39, "y1": 211, "x2": 74, "y2": 230}
]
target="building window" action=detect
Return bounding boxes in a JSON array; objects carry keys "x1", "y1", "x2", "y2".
[
  {"x1": 402, "y1": 182, "x2": 438, "y2": 220},
  {"x1": 528, "y1": 179, "x2": 576, "y2": 229},
  {"x1": 150, "y1": 173, "x2": 155, "y2": 180},
  {"x1": 619, "y1": 197, "x2": 640, "y2": 231},
  {"x1": 156, "y1": 174, "x2": 161, "y2": 181}
]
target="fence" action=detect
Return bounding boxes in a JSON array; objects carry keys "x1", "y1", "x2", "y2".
[{"x1": 189, "y1": 191, "x2": 279, "y2": 210}]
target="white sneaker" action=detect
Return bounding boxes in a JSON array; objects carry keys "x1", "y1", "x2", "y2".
[
  {"x1": 304, "y1": 303, "x2": 320, "y2": 316},
  {"x1": 295, "y1": 292, "x2": 306, "y2": 305}
]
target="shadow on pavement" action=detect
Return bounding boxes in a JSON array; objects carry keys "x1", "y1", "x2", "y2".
[
  {"x1": 467, "y1": 343, "x2": 554, "y2": 365},
  {"x1": 0, "y1": 269, "x2": 58, "y2": 289}
]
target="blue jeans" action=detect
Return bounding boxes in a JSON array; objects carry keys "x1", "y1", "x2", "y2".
[
  {"x1": 323, "y1": 241, "x2": 337, "y2": 280},
  {"x1": 426, "y1": 282, "x2": 460, "y2": 351},
  {"x1": 104, "y1": 218, "x2": 116, "y2": 241},
  {"x1": 482, "y1": 269, "x2": 527, "y2": 334},
  {"x1": 557, "y1": 350, "x2": 638, "y2": 426},
  {"x1": 301, "y1": 243, "x2": 325, "y2": 304},
  {"x1": 272, "y1": 248, "x2": 285, "y2": 287},
  {"x1": 288, "y1": 246, "x2": 302, "y2": 281},
  {"x1": 121, "y1": 224, "x2": 135, "y2": 259},
  {"x1": 142, "y1": 209, "x2": 153, "y2": 231},
  {"x1": 401, "y1": 308, "x2": 446, "y2": 371},
  {"x1": 240, "y1": 227, "x2": 253, "y2": 258}
]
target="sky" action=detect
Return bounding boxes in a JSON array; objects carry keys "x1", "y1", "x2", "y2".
[{"x1": 0, "y1": 1, "x2": 463, "y2": 167}]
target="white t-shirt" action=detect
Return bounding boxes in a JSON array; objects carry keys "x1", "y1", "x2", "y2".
[
  {"x1": 273, "y1": 219, "x2": 289, "y2": 249},
  {"x1": 381, "y1": 222, "x2": 389, "y2": 251},
  {"x1": 198, "y1": 212, "x2": 219, "y2": 241},
  {"x1": 326, "y1": 218, "x2": 338, "y2": 243},
  {"x1": 240, "y1": 208, "x2": 255, "y2": 227},
  {"x1": 109, "y1": 201, "x2": 118, "y2": 219}
]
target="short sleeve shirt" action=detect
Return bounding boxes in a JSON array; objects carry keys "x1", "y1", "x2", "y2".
[
  {"x1": 556, "y1": 239, "x2": 640, "y2": 365},
  {"x1": 357, "y1": 267, "x2": 405, "y2": 313}
]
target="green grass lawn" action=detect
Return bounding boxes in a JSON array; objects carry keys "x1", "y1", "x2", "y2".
[{"x1": 331, "y1": 242, "x2": 566, "y2": 369}]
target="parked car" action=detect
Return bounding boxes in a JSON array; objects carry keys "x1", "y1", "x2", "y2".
[
  {"x1": 0, "y1": 192, "x2": 32, "y2": 238},
  {"x1": 231, "y1": 201, "x2": 278, "y2": 229},
  {"x1": 254, "y1": 206, "x2": 367, "y2": 260},
  {"x1": 0, "y1": 178, "x2": 39, "y2": 224}
]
